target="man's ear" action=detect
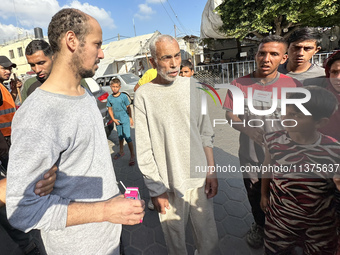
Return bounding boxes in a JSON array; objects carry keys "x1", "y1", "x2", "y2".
[
  {"x1": 315, "y1": 46, "x2": 321, "y2": 54},
  {"x1": 280, "y1": 53, "x2": 288, "y2": 64},
  {"x1": 316, "y1": 117, "x2": 329, "y2": 129},
  {"x1": 65, "y1": 31, "x2": 78, "y2": 52}
]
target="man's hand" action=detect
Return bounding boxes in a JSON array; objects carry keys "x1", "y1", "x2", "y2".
[
  {"x1": 260, "y1": 194, "x2": 269, "y2": 212},
  {"x1": 151, "y1": 192, "x2": 170, "y2": 214},
  {"x1": 245, "y1": 126, "x2": 265, "y2": 146},
  {"x1": 113, "y1": 119, "x2": 120, "y2": 125},
  {"x1": 130, "y1": 117, "x2": 134, "y2": 127},
  {"x1": 103, "y1": 195, "x2": 145, "y2": 225},
  {"x1": 205, "y1": 173, "x2": 218, "y2": 199},
  {"x1": 34, "y1": 165, "x2": 58, "y2": 196}
]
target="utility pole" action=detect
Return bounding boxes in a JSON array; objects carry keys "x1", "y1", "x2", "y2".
[
  {"x1": 133, "y1": 19, "x2": 136, "y2": 37},
  {"x1": 118, "y1": 33, "x2": 120, "y2": 41},
  {"x1": 174, "y1": 25, "x2": 176, "y2": 38}
]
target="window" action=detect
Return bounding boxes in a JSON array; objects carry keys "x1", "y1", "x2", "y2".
[
  {"x1": 17, "y1": 47, "x2": 23, "y2": 57},
  {"x1": 120, "y1": 74, "x2": 140, "y2": 84},
  {"x1": 9, "y1": 50, "x2": 14, "y2": 59}
]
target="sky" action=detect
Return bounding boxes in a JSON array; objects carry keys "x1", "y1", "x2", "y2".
[{"x1": 0, "y1": 0, "x2": 207, "y2": 44}]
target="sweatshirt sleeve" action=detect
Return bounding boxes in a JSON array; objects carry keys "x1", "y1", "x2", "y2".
[
  {"x1": 195, "y1": 81, "x2": 214, "y2": 148},
  {"x1": 6, "y1": 128, "x2": 70, "y2": 233},
  {"x1": 199, "y1": 108, "x2": 214, "y2": 148},
  {"x1": 134, "y1": 94, "x2": 168, "y2": 197}
]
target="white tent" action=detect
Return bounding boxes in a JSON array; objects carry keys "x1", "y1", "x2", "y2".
[
  {"x1": 200, "y1": 0, "x2": 229, "y2": 39},
  {"x1": 95, "y1": 31, "x2": 160, "y2": 78}
]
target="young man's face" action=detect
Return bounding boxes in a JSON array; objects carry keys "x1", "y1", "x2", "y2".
[
  {"x1": 282, "y1": 105, "x2": 319, "y2": 133},
  {"x1": 151, "y1": 39, "x2": 181, "y2": 84},
  {"x1": 110, "y1": 82, "x2": 120, "y2": 95},
  {"x1": 287, "y1": 40, "x2": 320, "y2": 67},
  {"x1": 329, "y1": 60, "x2": 340, "y2": 93},
  {"x1": 255, "y1": 42, "x2": 287, "y2": 78},
  {"x1": 74, "y1": 18, "x2": 104, "y2": 79},
  {"x1": 0, "y1": 65, "x2": 12, "y2": 82},
  {"x1": 179, "y1": 66, "x2": 194, "y2": 77},
  {"x1": 26, "y1": 50, "x2": 53, "y2": 82}
]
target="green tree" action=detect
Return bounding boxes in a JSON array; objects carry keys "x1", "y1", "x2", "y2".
[{"x1": 216, "y1": 0, "x2": 340, "y2": 39}]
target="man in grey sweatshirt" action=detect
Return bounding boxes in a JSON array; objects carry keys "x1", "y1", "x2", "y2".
[
  {"x1": 134, "y1": 34, "x2": 218, "y2": 255},
  {"x1": 6, "y1": 8, "x2": 144, "y2": 255}
]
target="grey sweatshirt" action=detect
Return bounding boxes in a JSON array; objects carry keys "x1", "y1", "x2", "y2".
[
  {"x1": 6, "y1": 88, "x2": 121, "y2": 255},
  {"x1": 134, "y1": 77, "x2": 214, "y2": 197}
]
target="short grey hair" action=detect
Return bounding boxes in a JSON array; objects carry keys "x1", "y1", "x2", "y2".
[{"x1": 149, "y1": 34, "x2": 178, "y2": 61}]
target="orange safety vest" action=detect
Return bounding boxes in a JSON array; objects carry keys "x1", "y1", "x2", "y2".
[{"x1": 0, "y1": 84, "x2": 15, "y2": 136}]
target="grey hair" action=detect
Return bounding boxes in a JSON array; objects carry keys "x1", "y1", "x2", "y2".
[{"x1": 149, "y1": 34, "x2": 178, "y2": 61}]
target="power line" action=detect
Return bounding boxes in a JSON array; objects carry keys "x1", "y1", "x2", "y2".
[
  {"x1": 166, "y1": 0, "x2": 190, "y2": 35},
  {"x1": 159, "y1": 0, "x2": 177, "y2": 31}
]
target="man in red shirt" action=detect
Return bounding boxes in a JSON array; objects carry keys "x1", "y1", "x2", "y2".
[{"x1": 224, "y1": 35, "x2": 301, "y2": 249}]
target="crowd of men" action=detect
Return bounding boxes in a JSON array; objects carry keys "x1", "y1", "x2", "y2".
[{"x1": 0, "y1": 7, "x2": 339, "y2": 255}]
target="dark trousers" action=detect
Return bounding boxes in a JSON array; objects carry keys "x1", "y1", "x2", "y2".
[
  {"x1": 239, "y1": 153, "x2": 265, "y2": 228},
  {"x1": 243, "y1": 178, "x2": 265, "y2": 227}
]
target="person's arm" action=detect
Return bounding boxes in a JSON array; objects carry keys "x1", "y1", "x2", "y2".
[
  {"x1": 1, "y1": 165, "x2": 57, "y2": 208},
  {"x1": 260, "y1": 145, "x2": 273, "y2": 212},
  {"x1": 66, "y1": 195, "x2": 144, "y2": 226},
  {"x1": 196, "y1": 81, "x2": 218, "y2": 198},
  {"x1": 127, "y1": 105, "x2": 133, "y2": 127},
  {"x1": 134, "y1": 95, "x2": 169, "y2": 213},
  {"x1": 226, "y1": 111, "x2": 264, "y2": 146},
  {"x1": 6, "y1": 128, "x2": 144, "y2": 232},
  {"x1": 108, "y1": 107, "x2": 120, "y2": 126},
  {"x1": 204, "y1": 146, "x2": 218, "y2": 199},
  {"x1": 134, "y1": 83, "x2": 140, "y2": 92}
]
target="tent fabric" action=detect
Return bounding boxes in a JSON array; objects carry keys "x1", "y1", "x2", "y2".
[
  {"x1": 96, "y1": 32, "x2": 159, "y2": 77},
  {"x1": 200, "y1": 0, "x2": 230, "y2": 39}
]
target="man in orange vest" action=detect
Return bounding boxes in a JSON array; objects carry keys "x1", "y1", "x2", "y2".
[{"x1": 0, "y1": 56, "x2": 19, "y2": 168}]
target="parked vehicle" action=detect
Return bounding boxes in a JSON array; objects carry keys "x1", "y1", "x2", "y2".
[
  {"x1": 82, "y1": 78, "x2": 113, "y2": 137},
  {"x1": 95, "y1": 73, "x2": 140, "y2": 100}
]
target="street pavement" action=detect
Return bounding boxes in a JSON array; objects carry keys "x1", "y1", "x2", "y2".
[{"x1": 109, "y1": 87, "x2": 264, "y2": 255}]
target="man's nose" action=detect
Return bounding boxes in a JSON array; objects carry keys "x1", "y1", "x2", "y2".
[
  {"x1": 98, "y1": 48, "x2": 104, "y2": 59},
  {"x1": 296, "y1": 47, "x2": 304, "y2": 55},
  {"x1": 35, "y1": 65, "x2": 42, "y2": 74},
  {"x1": 169, "y1": 57, "x2": 176, "y2": 67},
  {"x1": 263, "y1": 53, "x2": 270, "y2": 62}
]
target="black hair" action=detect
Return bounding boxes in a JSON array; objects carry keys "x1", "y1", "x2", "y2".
[
  {"x1": 288, "y1": 86, "x2": 338, "y2": 120},
  {"x1": 110, "y1": 78, "x2": 121, "y2": 86},
  {"x1": 25, "y1": 40, "x2": 52, "y2": 56},
  {"x1": 48, "y1": 8, "x2": 90, "y2": 55},
  {"x1": 180, "y1": 60, "x2": 193, "y2": 70},
  {"x1": 325, "y1": 50, "x2": 340, "y2": 77},
  {"x1": 259, "y1": 35, "x2": 288, "y2": 52},
  {"x1": 287, "y1": 27, "x2": 322, "y2": 47}
]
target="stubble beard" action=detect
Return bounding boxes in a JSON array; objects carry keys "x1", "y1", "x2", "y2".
[
  {"x1": 73, "y1": 48, "x2": 95, "y2": 79},
  {"x1": 157, "y1": 67, "x2": 178, "y2": 83}
]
